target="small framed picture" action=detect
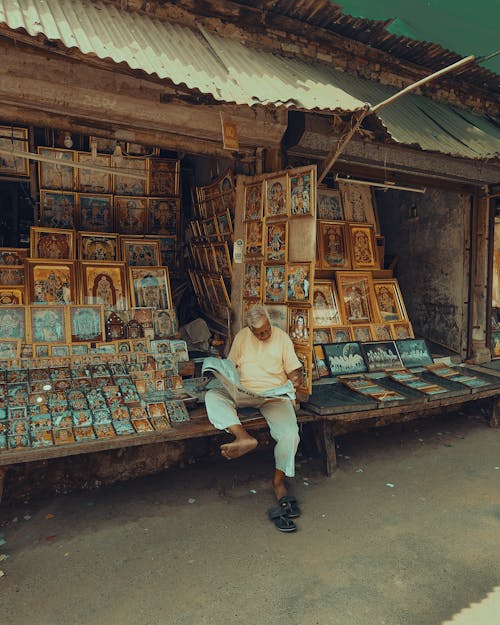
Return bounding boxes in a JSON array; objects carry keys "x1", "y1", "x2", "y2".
[
  {"x1": 288, "y1": 306, "x2": 311, "y2": 347},
  {"x1": 264, "y1": 265, "x2": 286, "y2": 304},
  {"x1": 71, "y1": 343, "x2": 90, "y2": 355},
  {"x1": 79, "y1": 261, "x2": 129, "y2": 309},
  {"x1": 0, "y1": 287, "x2": 25, "y2": 305},
  {"x1": 352, "y1": 325, "x2": 373, "y2": 342},
  {"x1": 396, "y1": 338, "x2": 433, "y2": 368},
  {"x1": 148, "y1": 158, "x2": 180, "y2": 196},
  {"x1": 243, "y1": 263, "x2": 263, "y2": 300},
  {"x1": 29, "y1": 305, "x2": 68, "y2": 344},
  {"x1": 0, "y1": 306, "x2": 27, "y2": 341},
  {"x1": 38, "y1": 147, "x2": 75, "y2": 190},
  {"x1": 217, "y1": 211, "x2": 232, "y2": 238},
  {"x1": 30, "y1": 227, "x2": 76, "y2": 260},
  {"x1": 323, "y1": 341, "x2": 368, "y2": 376},
  {"x1": 77, "y1": 152, "x2": 112, "y2": 193},
  {"x1": 51, "y1": 344, "x2": 71, "y2": 357},
  {"x1": 286, "y1": 263, "x2": 312, "y2": 304},
  {"x1": 120, "y1": 237, "x2": 161, "y2": 266},
  {"x1": 0, "y1": 339, "x2": 21, "y2": 359},
  {"x1": 348, "y1": 224, "x2": 379, "y2": 270},
  {"x1": 336, "y1": 271, "x2": 379, "y2": 325},
  {"x1": 153, "y1": 309, "x2": 178, "y2": 339},
  {"x1": 265, "y1": 175, "x2": 288, "y2": 220},
  {"x1": 77, "y1": 193, "x2": 113, "y2": 232},
  {"x1": 289, "y1": 166, "x2": 315, "y2": 217},
  {"x1": 40, "y1": 191, "x2": 76, "y2": 229},
  {"x1": 312, "y1": 281, "x2": 342, "y2": 327},
  {"x1": 78, "y1": 232, "x2": 120, "y2": 261},
  {"x1": 318, "y1": 221, "x2": 350, "y2": 269},
  {"x1": 390, "y1": 321, "x2": 414, "y2": 340},
  {"x1": 129, "y1": 266, "x2": 172, "y2": 309},
  {"x1": 26, "y1": 259, "x2": 76, "y2": 305},
  {"x1": 148, "y1": 198, "x2": 179, "y2": 235},
  {"x1": 33, "y1": 343, "x2": 50, "y2": 358},
  {"x1": 244, "y1": 182, "x2": 263, "y2": 221},
  {"x1": 330, "y1": 326, "x2": 353, "y2": 343},
  {"x1": 69, "y1": 305, "x2": 105, "y2": 343},
  {"x1": 114, "y1": 196, "x2": 147, "y2": 234},
  {"x1": 0, "y1": 126, "x2": 29, "y2": 176},
  {"x1": 294, "y1": 348, "x2": 313, "y2": 395},
  {"x1": 0, "y1": 248, "x2": 27, "y2": 266},
  {"x1": 339, "y1": 182, "x2": 377, "y2": 226},
  {"x1": 312, "y1": 328, "x2": 333, "y2": 344},
  {"x1": 113, "y1": 156, "x2": 147, "y2": 196},
  {"x1": 0, "y1": 265, "x2": 25, "y2": 287},
  {"x1": 373, "y1": 279, "x2": 408, "y2": 323},
  {"x1": 212, "y1": 243, "x2": 232, "y2": 277},
  {"x1": 265, "y1": 222, "x2": 287, "y2": 263},
  {"x1": 245, "y1": 221, "x2": 264, "y2": 258},
  {"x1": 317, "y1": 188, "x2": 344, "y2": 220},
  {"x1": 371, "y1": 324, "x2": 393, "y2": 341},
  {"x1": 359, "y1": 341, "x2": 403, "y2": 372}
]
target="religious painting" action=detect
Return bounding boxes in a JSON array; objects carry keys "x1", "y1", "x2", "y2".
[
  {"x1": 265, "y1": 222, "x2": 287, "y2": 263},
  {"x1": 217, "y1": 211, "x2": 232, "y2": 238},
  {"x1": 289, "y1": 166, "x2": 315, "y2": 218},
  {"x1": 317, "y1": 188, "x2": 343, "y2": 220},
  {"x1": 0, "y1": 339, "x2": 21, "y2": 359},
  {"x1": 295, "y1": 348, "x2": 312, "y2": 395},
  {"x1": 245, "y1": 221, "x2": 264, "y2": 258},
  {"x1": 352, "y1": 325, "x2": 373, "y2": 342},
  {"x1": 323, "y1": 341, "x2": 368, "y2": 376},
  {"x1": 113, "y1": 156, "x2": 147, "y2": 196},
  {"x1": 0, "y1": 126, "x2": 29, "y2": 176},
  {"x1": 26, "y1": 259, "x2": 76, "y2": 305},
  {"x1": 114, "y1": 196, "x2": 147, "y2": 234},
  {"x1": 243, "y1": 262, "x2": 262, "y2": 299},
  {"x1": 265, "y1": 175, "x2": 288, "y2": 220},
  {"x1": 71, "y1": 343, "x2": 90, "y2": 355},
  {"x1": 218, "y1": 169, "x2": 234, "y2": 195},
  {"x1": 312, "y1": 281, "x2": 342, "y2": 327},
  {"x1": 38, "y1": 147, "x2": 75, "y2": 190},
  {"x1": 30, "y1": 227, "x2": 76, "y2": 260},
  {"x1": 338, "y1": 182, "x2": 377, "y2": 226},
  {"x1": 129, "y1": 266, "x2": 172, "y2": 310},
  {"x1": 330, "y1": 327, "x2": 353, "y2": 343},
  {"x1": 148, "y1": 159, "x2": 180, "y2": 196},
  {"x1": 0, "y1": 247, "x2": 27, "y2": 266},
  {"x1": 91, "y1": 137, "x2": 117, "y2": 154},
  {"x1": 371, "y1": 323, "x2": 393, "y2": 342},
  {"x1": 153, "y1": 309, "x2": 178, "y2": 339},
  {"x1": 203, "y1": 217, "x2": 219, "y2": 242},
  {"x1": 158, "y1": 236, "x2": 177, "y2": 268},
  {"x1": 390, "y1": 321, "x2": 414, "y2": 340},
  {"x1": 318, "y1": 221, "x2": 350, "y2": 269},
  {"x1": 212, "y1": 275, "x2": 231, "y2": 307},
  {"x1": 336, "y1": 271, "x2": 378, "y2": 325},
  {"x1": 78, "y1": 232, "x2": 119, "y2": 262},
  {"x1": 213, "y1": 242, "x2": 232, "y2": 277},
  {"x1": 288, "y1": 306, "x2": 311, "y2": 347},
  {"x1": 244, "y1": 182, "x2": 263, "y2": 221},
  {"x1": 349, "y1": 224, "x2": 378, "y2": 270},
  {"x1": 29, "y1": 305, "x2": 68, "y2": 344},
  {"x1": 359, "y1": 341, "x2": 403, "y2": 373},
  {"x1": 148, "y1": 198, "x2": 179, "y2": 235},
  {"x1": 373, "y1": 279, "x2": 408, "y2": 323},
  {"x1": 286, "y1": 263, "x2": 312, "y2": 304},
  {"x1": 0, "y1": 306, "x2": 26, "y2": 341},
  {"x1": 79, "y1": 261, "x2": 128, "y2": 310},
  {"x1": 0, "y1": 287, "x2": 24, "y2": 305},
  {"x1": 312, "y1": 328, "x2": 333, "y2": 344},
  {"x1": 264, "y1": 265, "x2": 286, "y2": 304},
  {"x1": 120, "y1": 238, "x2": 161, "y2": 266},
  {"x1": 77, "y1": 152, "x2": 111, "y2": 193},
  {"x1": 40, "y1": 190, "x2": 76, "y2": 229},
  {"x1": 68, "y1": 305, "x2": 104, "y2": 343},
  {"x1": 51, "y1": 344, "x2": 71, "y2": 357},
  {"x1": 0, "y1": 266, "x2": 25, "y2": 287},
  {"x1": 396, "y1": 339, "x2": 433, "y2": 368},
  {"x1": 77, "y1": 193, "x2": 113, "y2": 232}
]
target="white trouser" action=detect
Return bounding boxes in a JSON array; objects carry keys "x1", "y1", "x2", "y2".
[{"x1": 205, "y1": 388, "x2": 300, "y2": 477}]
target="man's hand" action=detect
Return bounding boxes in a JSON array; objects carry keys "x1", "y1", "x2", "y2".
[{"x1": 287, "y1": 367, "x2": 302, "y2": 388}]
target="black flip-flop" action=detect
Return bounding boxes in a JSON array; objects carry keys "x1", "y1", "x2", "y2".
[
  {"x1": 278, "y1": 495, "x2": 301, "y2": 519},
  {"x1": 267, "y1": 506, "x2": 297, "y2": 532}
]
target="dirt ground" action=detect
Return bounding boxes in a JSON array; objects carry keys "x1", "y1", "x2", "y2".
[{"x1": 1, "y1": 410, "x2": 499, "y2": 625}]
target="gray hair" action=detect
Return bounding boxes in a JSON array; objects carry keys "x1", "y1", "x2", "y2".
[{"x1": 245, "y1": 304, "x2": 270, "y2": 328}]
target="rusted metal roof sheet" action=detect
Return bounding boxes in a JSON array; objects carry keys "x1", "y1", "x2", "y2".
[{"x1": 0, "y1": 0, "x2": 499, "y2": 159}]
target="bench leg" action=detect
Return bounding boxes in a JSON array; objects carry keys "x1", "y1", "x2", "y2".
[
  {"x1": 315, "y1": 421, "x2": 337, "y2": 476},
  {"x1": 490, "y1": 396, "x2": 500, "y2": 428},
  {"x1": 0, "y1": 467, "x2": 7, "y2": 504}
]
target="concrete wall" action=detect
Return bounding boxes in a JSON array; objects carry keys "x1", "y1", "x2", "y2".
[{"x1": 377, "y1": 188, "x2": 470, "y2": 354}]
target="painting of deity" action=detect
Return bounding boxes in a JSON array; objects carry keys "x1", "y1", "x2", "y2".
[
  {"x1": 30, "y1": 227, "x2": 76, "y2": 260},
  {"x1": 336, "y1": 271, "x2": 378, "y2": 325},
  {"x1": 38, "y1": 147, "x2": 75, "y2": 190},
  {"x1": 243, "y1": 263, "x2": 262, "y2": 299},
  {"x1": 318, "y1": 221, "x2": 350, "y2": 269},
  {"x1": 288, "y1": 306, "x2": 311, "y2": 347},
  {"x1": 339, "y1": 182, "x2": 377, "y2": 226},
  {"x1": 245, "y1": 222, "x2": 263, "y2": 257},
  {"x1": 148, "y1": 159, "x2": 179, "y2": 196},
  {"x1": 30, "y1": 305, "x2": 68, "y2": 343},
  {"x1": 265, "y1": 222, "x2": 287, "y2": 263},
  {"x1": 77, "y1": 153, "x2": 111, "y2": 193},
  {"x1": 0, "y1": 288, "x2": 24, "y2": 305},
  {"x1": 78, "y1": 233, "x2": 119, "y2": 261},
  {"x1": 148, "y1": 198, "x2": 179, "y2": 235},
  {"x1": 113, "y1": 156, "x2": 147, "y2": 196},
  {"x1": 264, "y1": 265, "x2": 286, "y2": 304},
  {"x1": 317, "y1": 188, "x2": 344, "y2": 220},
  {"x1": 77, "y1": 194, "x2": 113, "y2": 232},
  {"x1": 69, "y1": 305, "x2": 104, "y2": 343},
  {"x1": 40, "y1": 191, "x2": 75, "y2": 229},
  {"x1": 373, "y1": 279, "x2": 408, "y2": 323},
  {"x1": 348, "y1": 224, "x2": 378, "y2": 270},
  {"x1": 289, "y1": 167, "x2": 315, "y2": 217},
  {"x1": 0, "y1": 306, "x2": 26, "y2": 340},
  {"x1": 0, "y1": 248, "x2": 27, "y2": 266},
  {"x1": 114, "y1": 196, "x2": 147, "y2": 234},
  {"x1": 26, "y1": 260, "x2": 76, "y2": 305},
  {"x1": 121, "y1": 238, "x2": 160, "y2": 266},
  {"x1": 0, "y1": 266, "x2": 25, "y2": 287},
  {"x1": 0, "y1": 126, "x2": 29, "y2": 175},
  {"x1": 129, "y1": 266, "x2": 172, "y2": 309},
  {"x1": 244, "y1": 182, "x2": 263, "y2": 221},
  {"x1": 312, "y1": 281, "x2": 342, "y2": 327},
  {"x1": 80, "y1": 262, "x2": 128, "y2": 310},
  {"x1": 286, "y1": 263, "x2": 312, "y2": 304},
  {"x1": 265, "y1": 175, "x2": 288, "y2": 219}
]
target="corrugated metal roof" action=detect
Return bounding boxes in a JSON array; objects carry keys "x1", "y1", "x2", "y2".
[{"x1": 0, "y1": 0, "x2": 499, "y2": 159}]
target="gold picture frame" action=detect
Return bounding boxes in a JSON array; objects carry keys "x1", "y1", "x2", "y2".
[
  {"x1": 351, "y1": 324, "x2": 373, "y2": 342},
  {"x1": 114, "y1": 196, "x2": 147, "y2": 234},
  {"x1": 0, "y1": 339, "x2": 21, "y2": 359},
  {"x1": 288, "y1": 306, "x2": 312, "y2": 347},
  {"x1": 39, "y1": 190, "x2": 76, "y2": 229},
  {"x1": 148, "y1": 158, "x2": 180, "y2": 196},
  {"x1": 0, "y1": 265, "x2": 25, "y2": 287},
  {"x1": 390, "y1": 321, "x2": 414, "y2": 340},
  {"x1": 286, "y1": 263, "x2": 313, "y2": 304},
  {"x1": 0, "y1": 247, "x2": 28, "y2": 266},
  {"x1": 312, "y1": 280, "x2": 343, "y2": 327},
  {"x1": 244, "y1": 182, "x2": 264, "y2": 221},
  {"x1": 330, "y1": 326, "x2": 354, "y2": 343},
  {"x1": 77, "y1": 193, "x2": 114, "y2": 232},
  {"x1": 295, "y1": 347, "x2": 312, "y2": 395},
  {"x1": 120, "y1": 237, "x2": 161, "y2": 266},
  {"x1": 317, "y1": 187, "x2": 344, "y2": 220},
  {"x1": 30, "y1": 227, "x2": 76, "y2": 260},
  {"x1": 128, "y1": 266, "x2": 172, "y2": 309},
  {"x1": 289, "y1": 166, "x2": 315, "y2": 218},
  {"x1": 26, "y1": 259, "x2": 77, "y2": 305},
  {"x1": 0, "y1": 306, "x2": 27, "y2": 341},
  {"x1": 371, "y1": 323, "x2": 393, "y2": 341},
  {"x1": 265, "y1": 221, "x2": 288, "y2": 263},
  {"x1": 338, "y1": 182, "x2": 377, "y2": 226},
  {"x1": 79, "y1": 261, "x2": 129, "y2": 309},
  {"x1": 348, "y1": 223, "x2": 379, "y2": 270},
  {"x1": 78, "y1": 232, "x2": 120, "y2": 261},
  {"x1": 29, "y1": 305, "x2": 68, "y2": 344},
  {"x1": 113, "y1": 156, "x2": 148, "y2": 196},
  {"x1": 318, "y1": 221, "x2": 350, "y2": 269},
  {"x1": 38, "y1": 147, "x2": 76, "y2": 190},
  {"x1": 77, "y1": 152, "x2": 112, "y2": 193},
  {"x1": 265, "y1": 174, "x2": 288, "y2": 220},
  {"x1": 68, "y1": 305, "x2": 105, "y2": 343},
  {"x1": 245, "y1": 221, "x2": 264, "y2": 258},
  {"x1": 335, "y1": 271, "x2": 379, "y2": 325},
  {"x1": 373, "y1": 279, "x2": 408, "y2": 323},
  {"x1": 148, "y1": 198, "x2": 179, "y2": 235},
  {"x1": 243, "y1": 262, "x2": 263, "y2": 299},
  {"x1": 0, "y1": 126, "x2": 29, "y2": 176},
  {"x1": 0, "y1": 287, "x2": 25, "y2": 305}
]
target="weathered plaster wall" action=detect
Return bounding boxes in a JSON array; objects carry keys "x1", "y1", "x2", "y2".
[{"x1": 377, "y1": 188, "x2": 470, "y2": 353}]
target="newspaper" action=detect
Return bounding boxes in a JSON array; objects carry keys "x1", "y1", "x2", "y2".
[{"x1": 201, "y1": 357, "x2": 296, "y2": 405}]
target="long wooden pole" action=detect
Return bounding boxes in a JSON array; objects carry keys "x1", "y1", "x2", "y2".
[{"x1": 0, "y1": 148, "x2": 147, "y2": 180}]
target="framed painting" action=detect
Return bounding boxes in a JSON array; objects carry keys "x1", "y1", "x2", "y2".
[
  {"x1": 212, "y1": 242, "x2": 232, "y2": 277},
  {"x1": 30, "y1": 227, "x2": 76, "y2": 260},
  {"x1": 245, "y1": 221, "x2": 264, "y2": 258},
  {"x1": 29, "y1": 305, "x2": 68, "y2": 344},
  {"x1": 312, "y1": 281, "x2": 342, "y2": 327},
  {"x1": 348, "y1": 224, "x2": 379, "y2": 270},
  {"x1": 265, "y1": 175, "x2": 288, "y2": 220},
  {"x1": 288, "y1": 306, "x2": 311, "y2": 347},
  {"x1": 71, "y1": 343, "x2": 90, "y2": 355},
  {"x1": 203, "y1": 217, "x2": 219, "y2": 242},
  {"x1": 91, "y1": 137, "x2": 117, "y2": 154},
  {"x1": 212, "y1": 275, "x2": 231, "y2": 307},
  {"x1": 313, "y1": 344, "x2": 330, "y2": 378},
  {"x1": 336, "y1": 271, "x2": 378, "y2": 325},
  {"x1": 217, "y1": 211, "x2": 232, "y2": 238},
  {"x1": 78, "y1": 232, "x2": 119, "y2": 261},
  {"x1": 338, "y1": 182, "x2": 377, "y2": 226},
  {"x1": 243, "y1": 262, "x2": 263, "y2": 299},
  {"x1": 0, "y1": 247, "x2": 27, "y2": 266},
  {"x1": 312, "y1": 328, "x2": 333, "y2": 344},
  {"x1": 371, "y1": 323, "x2": 393, "y2": 342},
  {"x1": 359, "y1": 341, "x2": 402, "y2": 373},
  {"x1": 153, "y1": 309, "x2": 178, "y2": 339},
  {"x1": 157, "y1": 236, "x2": 176, "y2": 268},
  {"x1": 129, "y1": 266, "x2": 172, "y2": 309},
  {"x1": 77, "y1": 193, "x2": 113, "y2": 232},
  {"x1": 390, "y1": 321, "x2": 414, "y2": 340},
  {"x1": 219, "y1": 169, "x2": 234, "y2": 194},
  {"x1": 120, "y1": 237, "x2": 161, "y2": 266},
  {"x1": 33, "y1": 343, "x2": 50, "y2": 358},
  {"x1": 79, "y1": 261, "x2": 129, "y2": 309},
  {"x1": 68, "y1": 305, "x2": 105, "y2": 343},
  {"x1": 113, "y1": 156, "x2": 147, "y2": 196},
  {"x1": 396, "y1": 339, "x2": 433, "y2": 368},
  {"x1": 318, "y1": 221, "x2": 350, "y2": 269},
  {"x1": 126, "y1": 143, "x2": 159, "y2": 157},
  {"x1": 148, "y1": 158, "x2": 180, "y2": 196},
  {"x1": 289, "y1": 166, "x2": 315, "y2": 217},
  {"x1": 51, "y1": 344, "x2": 71, "y2": 357},
  {"x1": 40, "y1": 190, "x2": 76, "y2": 229},
  {"x1": 26, "y1": 259, "x2": 76, "y2": 305},
  {"x1": 132, "y1": 306, "x2": 154, "y2": 329},
  {"x1": 323, "y1": 341, "x2": 367, "y2": 376},
  {"x1": 0, "y1": 266, "x2": 25, "y2": 287},
  {"x1": 317, "y1": 188, "x2": 344, "y2": 220},
  {"x1": 148, "y1": 198, "x2": 179, "y2": 235},
  {"x1": 331, "y1": 326, "x2": 353, "y2": 343},
  {"x1": 264, "y1": 265, "x2": 286, "y2": 303},
  {"x1": 295, "y1": 347, "x2": 312, "y2": 395},
  {"x1": 0, "y1": 306, "x2": 27, "y2": 341},
  {"x1": 244, "y1": 182, "x2": 263, "y2": 221},
  {"x1": 77, "y1": 152, "x2": 111, "y2": 193},
  {"x1": 38, "y1": 147, "x2": 75, "y2": 190},
  {"x1": 352, "y1": 325, "x2": 373, "y2": 342},
  {"x1": 286, "y1": 263, "x2": 312, "y2": 304},
  {"x1": 373, "y1": 279, "x2": 408, "y2": 323},
  {"x1": 0, "y1": 126, "x2": 29, "y2": 176},
  {"x1": 114, "y1": 196, "x2": 147, "y2": 234},
  {"x1": 0, "y1": 339, "x2": 21, "y2": 359},
  {"x1": 0, "y1": 287, "x2": 24, "y2": 305},
  {"x1": 265, "y1": 222, "x2": 287, "y2": 263}
]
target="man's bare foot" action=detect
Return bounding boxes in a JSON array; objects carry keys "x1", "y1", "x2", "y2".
[{"x1": 220, "y1": 436, "x2": 258, "y2": 460}]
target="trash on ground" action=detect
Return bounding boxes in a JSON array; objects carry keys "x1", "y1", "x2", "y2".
[
  {"x1": 0, "y1": 554, "x2": 8, "y2": 561},
  {"x1": 187, "y1": 498, "x2": 196, "y2": 504},
  {"x1": 355, "y1": 468, "x2": 364, "y2": 473},
  {"x1": 303, "y1": 481, "x2": 309, "y2": 486},
  {"x1": 0, "y1": 539, "x2": 6, "y2": 547},
  {"x1": 385, "y1": 483, "x2": 395, "y2": 488},
  {"x1": 23, "y1": 515, "x2": 31, "y2": 521},
  {"x1": 249, "y1": 489, "x2": 257, "y2": 494},
  {"x1": 45, "y1": 513, "x2": 55, "y2": 520},
  {"x1": 0, "y1": 570, "x2": 4, "y2": 578}
]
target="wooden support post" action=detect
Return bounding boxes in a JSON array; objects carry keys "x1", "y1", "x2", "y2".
[
  {"x1": 0, "y1": 467, "x2": 8, "y2": 504},
  {"x1": 489, "y1": 395, "x2": 500, "y2": 428},
  {"x1": 313, "y1": 420, "x2": 337, "y2": 476}
]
